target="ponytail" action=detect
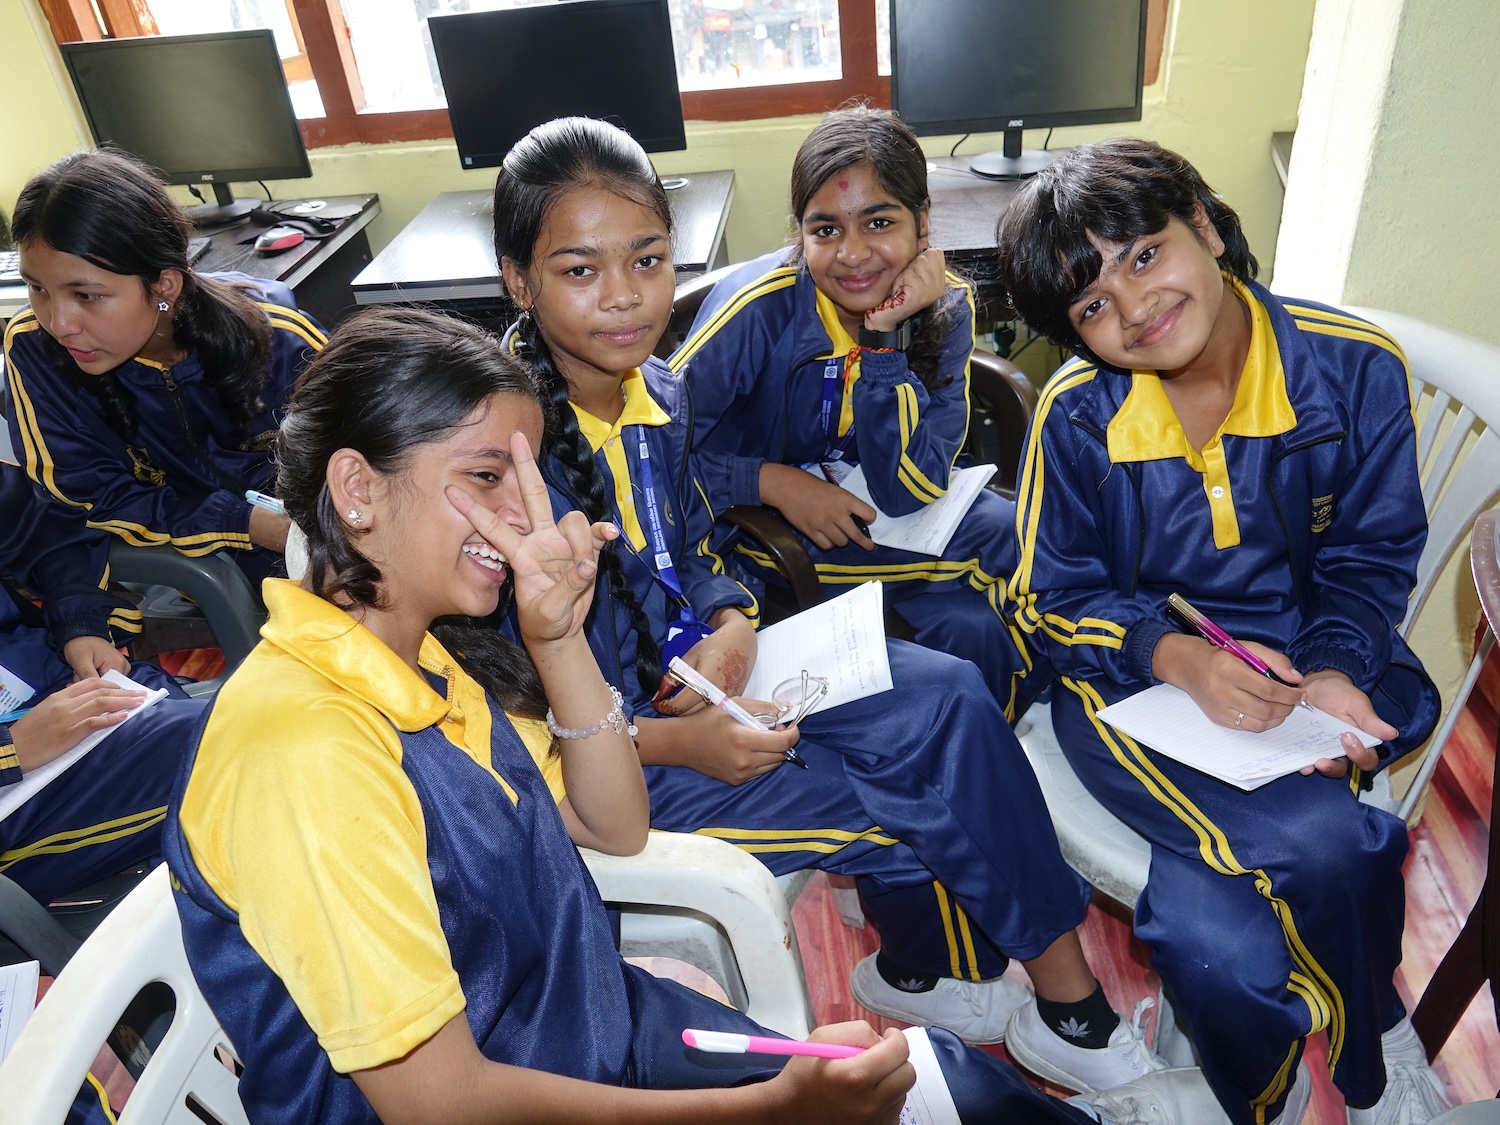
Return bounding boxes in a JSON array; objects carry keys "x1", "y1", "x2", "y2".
[{"x1": 13, "y1": 148, "x2": 272, "y2": 445}]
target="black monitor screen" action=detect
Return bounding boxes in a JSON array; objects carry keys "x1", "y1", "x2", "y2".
[
  {"x1": 892, "y1": 0, "x2": 1147, "y2": 136},
  {"x1": 61, "y1": 30, "x2": 311, "y2": 187},
  {"x1": 430, "y1": 0, "x2": 686, "y2": 170}
]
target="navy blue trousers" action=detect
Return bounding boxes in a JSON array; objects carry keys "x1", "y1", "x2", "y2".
[
  {"x1": 1, "y1": 659, "x2": 205, "y2": 903},
  {"x1": 1053, "y1": 677, "x2": 1408, "y2": 1125},
  {"x1": 625, "y1": 961, "x2": 1092, "y2": 1122},
  {"x1": 647, "y1": 641, "x2": 1091, "y2": 982},
  {"x1": 735, "y1": 490, "x2": 1051, "y2": 721}
]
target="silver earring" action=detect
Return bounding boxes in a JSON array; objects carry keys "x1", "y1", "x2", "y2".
[
  {"x1": 157, "y1": 300, "x2": 170, "y2": 312},
  {"x1": 347, "y1": 508, "x2": 363, "y2": 526}
]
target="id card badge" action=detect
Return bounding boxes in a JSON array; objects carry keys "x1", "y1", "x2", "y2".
[
  {"x1": 0, "y1": 661, "x2": 36, "y2": 715},
  {"x1": 799, "y1": 460, "x2": 853, "y2": 486}
]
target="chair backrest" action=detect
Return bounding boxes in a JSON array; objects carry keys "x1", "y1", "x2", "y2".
[
  {"x1": 0, "y1": 865, "x2": 248, "y2": 1125},
  {"x1": 1344, "y1": 309, "x2": 1500, "y2": 820},
  {"x1": 656, "y1": 264, "x2": 739, "y2": 359},
  {"x1": 1346, "y1": 308, "x2": 1500, "y2": 632}
]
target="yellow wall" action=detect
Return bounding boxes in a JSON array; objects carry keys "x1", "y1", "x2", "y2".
[{"x1": 5, "y1": 0, "x2": 1314, "y2": 270}]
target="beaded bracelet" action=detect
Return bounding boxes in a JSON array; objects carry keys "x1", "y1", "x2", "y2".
[{"x1": 547, "y1": 684, "x2": 639, "y2": 740}]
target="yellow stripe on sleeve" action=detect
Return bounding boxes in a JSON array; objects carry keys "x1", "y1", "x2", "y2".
[{"x1": 668, "y1": 269, "x2": 799, "y2": 372}]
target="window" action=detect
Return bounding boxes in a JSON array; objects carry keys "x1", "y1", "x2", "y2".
[{"x1": 39, "y1": 0, "x2": 1163, "y2": 149}]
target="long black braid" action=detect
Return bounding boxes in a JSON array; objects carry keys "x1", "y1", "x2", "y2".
[
  {"x1": 514, "y1": 314, "x2": 663, "y2": 697},
  {"x1": 494, "y1": 116, "x2": 677, "y2": 701}
]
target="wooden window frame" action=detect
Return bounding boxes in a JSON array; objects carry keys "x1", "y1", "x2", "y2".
[{"x1": 39, "y1": 0, "x2": 1165, "y2": 150}]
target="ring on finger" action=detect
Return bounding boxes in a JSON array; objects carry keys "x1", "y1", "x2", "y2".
[{"x1": 1234, "y1": 711, "x2": 1244, "y2": 727}]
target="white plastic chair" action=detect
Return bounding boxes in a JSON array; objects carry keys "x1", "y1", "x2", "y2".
[
  {"x1": 583, "y1": 833, "x2": 815, "y2": 1038},
  {"x1": 0, "y1": 865, "x2": 248, "y2": 1125},
  {"x1": 0, "y1": 841, "x2": 813, "y2": 1124},
  {"x1": 1016, "y1": 306, "x2": 1500, "y2": 932}
]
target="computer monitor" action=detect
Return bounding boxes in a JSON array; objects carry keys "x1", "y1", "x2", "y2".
[
  {"x1": 429, "y1": 0, "x2": 687, "y2": 172},
  {"x1": 891, "y1": 0, "x2": 1148, "y2": 179},
  {"x1": 61, "y1": 30, "x2": 312, "y2": 226}
]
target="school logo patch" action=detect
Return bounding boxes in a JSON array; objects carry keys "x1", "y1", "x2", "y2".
[
  {"x1": 127, "y1": 445, "x2": 167, "y2": 487},
  {"x1": 1311, "y1": 493, "x2": 1334, "y2": 533}
]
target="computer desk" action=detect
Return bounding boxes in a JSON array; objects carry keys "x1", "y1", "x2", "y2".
[
  {"x1": 0, "y1": 193, "x2": 380, "y2": 329},
  {"x1": 349, "y1": 171, "x2": 734, "y2": 317},
  {"x1": 923, "y1": 156, "x2": 1027, "y2": 322}
]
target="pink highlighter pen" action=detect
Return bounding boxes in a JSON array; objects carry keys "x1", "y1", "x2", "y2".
[
  {"x1": 682, "y1": 1028, "x2": 864, "y2": 1059},
  {"x1": 1166, "y1": 593, "x2": 1312, "y2": 708}
]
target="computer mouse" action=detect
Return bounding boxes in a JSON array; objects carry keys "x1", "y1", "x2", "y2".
[{"x1": 254, "y1": 225, "x2": 305, "y2": 253}]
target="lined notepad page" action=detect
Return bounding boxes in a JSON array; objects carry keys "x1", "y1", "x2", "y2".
[
  {"x1": 1096, "y1": 683, "x2": 1382, "y2": 790},
  {"x1": 743, "y1": 580, "x2": 892, "y2": 715},
  {"x1": 838, "y1": 464, "x2": 996, "y2": 556}
]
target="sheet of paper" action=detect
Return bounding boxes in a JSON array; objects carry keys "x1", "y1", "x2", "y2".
[
  {"x1": 743, "y1": 581, "x2": 892, "y2": 715},
  {"x1": 0, "y1": 660, "x2": 37, "y2": 715},
  {"x1": 838, "y1": 463, "x2": 996, "y2": 557},
  {"x1": 0, "y1": 959, "x2": 39, "y2": 1065},
  {"x1": 898, "y1": 1027, "x2": 961, "y2": 1125},
  {"x1": 1097, "y1": 683, "x2": 1382, "y2": 790},
  {"x1": 0, "y1": 670, "x2": 170, "y2": 822}
]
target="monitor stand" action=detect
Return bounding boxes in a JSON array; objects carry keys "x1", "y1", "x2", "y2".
[
  {"x1": 185, "y1": 182, "x2": 257, "y2": 227},
  {"x1": 969, "y1": 128, "x2": 1055, "y2": 180}
]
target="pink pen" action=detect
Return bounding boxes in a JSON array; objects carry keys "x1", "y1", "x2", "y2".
[
  {"x1": 1167, "y1": 593, "x2": 1311, "y2": 706},
  {"x1": 682, "y1": 1028, "x2": 864, "y2": 1059}
]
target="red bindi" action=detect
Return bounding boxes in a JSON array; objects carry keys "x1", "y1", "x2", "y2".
[{"x1": 837, "y1": 179, "x2": 849, "y2": 191}]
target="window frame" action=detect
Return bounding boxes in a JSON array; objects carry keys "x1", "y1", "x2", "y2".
[{"x1": 39, "y1": 0, "x2": 1164, "y2": 150}]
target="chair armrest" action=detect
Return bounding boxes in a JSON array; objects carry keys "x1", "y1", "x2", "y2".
[
  {"x1": 0, "y1": 872, "x2": 80, "y2": 976},
  {"x1": 720, "y1": 506, "x2": 823, "y2": 611},
  {"x1": 580, "y1": 831, "x2": 815, "y2": 1038},
  {"x1": 969, "y1": 349, "x2": 1038, "y2": 499},
  {"x1": 108, "y1": 542, "x2": 265, "y2": 671}
]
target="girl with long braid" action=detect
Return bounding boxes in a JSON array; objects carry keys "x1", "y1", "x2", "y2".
[{"x1": 491, "y1": 117, "x2": 1170, "y2": 1095}]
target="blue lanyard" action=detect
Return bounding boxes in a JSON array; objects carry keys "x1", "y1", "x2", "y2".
[
  {"x1": 819, "y1": 356, "x2": 857, "y2": 463},
  {"x1": 633, "y1": 426, "x2": 687, "y2": 609},
  {"x1": 626, "y1": 425, "x2": 712, "y2": 668}
]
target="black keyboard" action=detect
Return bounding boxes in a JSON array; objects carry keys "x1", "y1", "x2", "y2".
[{"x1": 0, "y1": 237, "x2": 209, "y2": 286}]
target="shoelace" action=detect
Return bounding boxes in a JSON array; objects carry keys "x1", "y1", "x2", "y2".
[
  {"x1": 1376, "y1": 1059, "x2": 1452, "y2": 1122},
  {"x1": 1115, "y1": 997, "x2": 1166, "y2": 1075}
]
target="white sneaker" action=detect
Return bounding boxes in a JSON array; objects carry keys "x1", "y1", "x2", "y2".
[
  {"x1": 1346, "y1": 1017, "x2": 1452, "y2": 1125},
  {"x1": 1270, "y1": 1061, "x2": 1312, "y2": 1125},
  {"x1": 848, "y1": 952, "x2": 1031, "y2": 1044},
  {"x1": 1070, "y1": 1067, "x2": 1233, "y2": 1125},
  {"x1": 1005, "y1": 996, "x2": 1167, "y2": 1094}
]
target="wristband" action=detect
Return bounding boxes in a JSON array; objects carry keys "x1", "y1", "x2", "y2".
[
  {"x1": 858, "y1": 319, "x2": 912, "y2": 351},
  {"x1": 547, "y1": 684, "x2": 639, "y2": 740}
]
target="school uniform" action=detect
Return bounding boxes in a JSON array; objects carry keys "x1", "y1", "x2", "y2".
[
  {"x1": 165, "y1": 580, "x2": 1092, "y2": 1125},
  {"x1": 0, "y1": 461, "x2": 204, "y2": 903},
  {"x1": 4, "y1": 277, "x2": 325, "y2": 581},
  {"x1": 1010, "y1": 280, "x2": 1440, "y2": 1124},
  {"x1": 530, "y1": 359, "x2": 1090, "y2": 988},
  {"x1": 669, "y1": 250, "x2": 1045, "y2": 718}
]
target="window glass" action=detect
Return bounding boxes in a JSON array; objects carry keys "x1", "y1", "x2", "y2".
[
  {"x1": 149, "y1": 0, "x2": 325, "y2": 117},
  {"x1": 333, "y1": 0, "x2": 845, "y2": 115}
]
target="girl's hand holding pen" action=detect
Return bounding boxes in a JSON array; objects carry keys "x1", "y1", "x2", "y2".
[
  {"x1": 759, "y1": 463, "x2": 876, "y2": 552},
  {"x1": 1153, "y1": 632, "x2": 1305, "y2": 733}
]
